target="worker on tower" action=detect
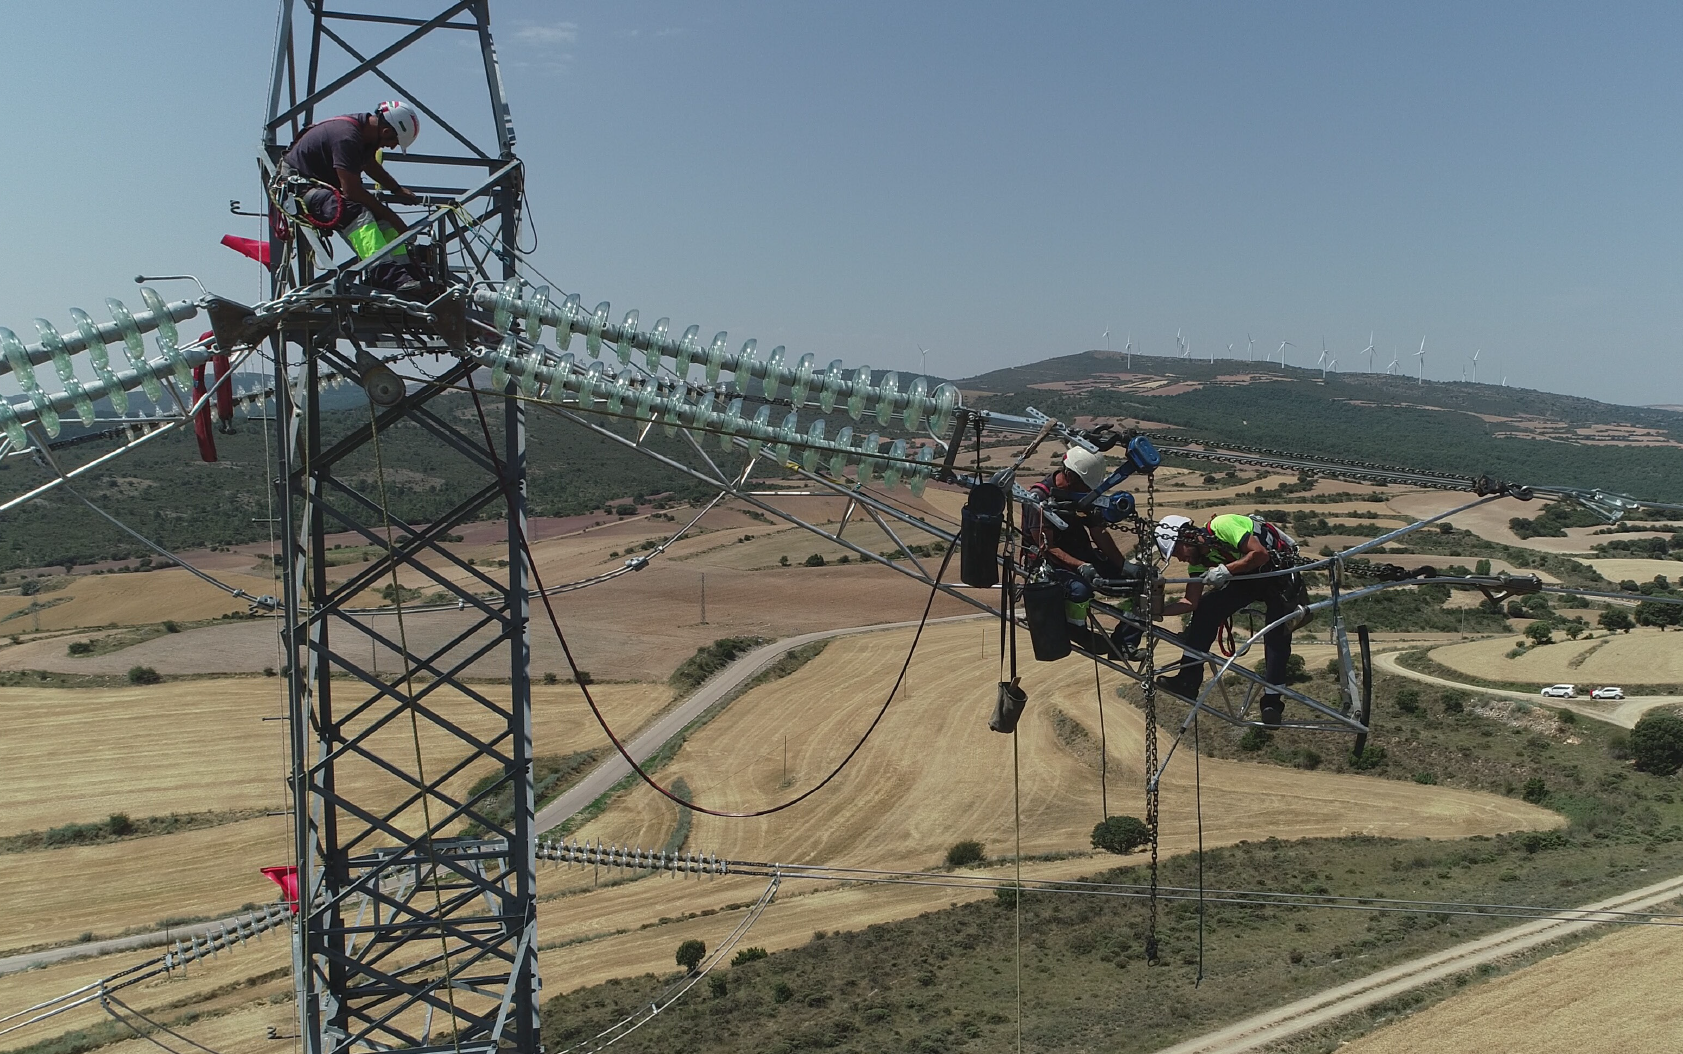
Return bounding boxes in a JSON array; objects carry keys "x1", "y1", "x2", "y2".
[
  {"x1": 1022, "y1": 446, "x2": 1147, "y2": 660},
  {"x1": 1152, "y1": 513, "x2": 1305, "y2": 726},
  {"x1": 276, "y1": 101, "x2": 433, "y2": 295}
]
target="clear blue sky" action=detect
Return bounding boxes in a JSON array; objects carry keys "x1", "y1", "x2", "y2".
[{"x1": 1, "y1": 2, "x2": 1677, "y2": 406}]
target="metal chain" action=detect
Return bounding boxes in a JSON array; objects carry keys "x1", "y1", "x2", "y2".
[{"x1": 1142, "y1": 471, "x2": 1160, "y2": 964}]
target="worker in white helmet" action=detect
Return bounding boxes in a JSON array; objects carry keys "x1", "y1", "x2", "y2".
[
  {"x1": 278, "y1": 101, "x2": 431, "y2": 294},
  {"x1": 1021, "y1": 446, "x2": 1146, "y2": 659},
  {"x1": 1152, "y1": 513, "x2": 1305, "y2": 726}
]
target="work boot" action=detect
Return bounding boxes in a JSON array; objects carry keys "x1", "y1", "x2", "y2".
[
  {"x1": 1259, "y1": 695, "x2": 1284, "y2": 728},
  {"x1": 1154, "y1": 668, "x2": 1203, "y2": 701}
]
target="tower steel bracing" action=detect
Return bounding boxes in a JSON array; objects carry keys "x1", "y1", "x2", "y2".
[{"x1": 262, "y1": 2, "x2": 537, "y2": 1051}]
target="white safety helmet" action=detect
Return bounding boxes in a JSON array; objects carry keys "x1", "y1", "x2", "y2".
[
  {"x1": 1061, "y1": 445, "x2": 1107, "y2": 489},
  {"x1": 377, "y1": 100, "x2": 420, "y2": 150},
  {"x1": 1155, "y1": 515, "x2": 1193, "y2": 559}
]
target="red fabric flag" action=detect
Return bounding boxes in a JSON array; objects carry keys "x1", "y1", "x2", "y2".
[
  {"x1": 221, "y1": 234, "x2": 271, "y2": 265},
  {"x1": 261, "y1": 865, "x2": 300, "y2": 913}
]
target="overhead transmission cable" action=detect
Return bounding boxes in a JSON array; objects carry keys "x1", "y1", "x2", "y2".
[{"x1": 464, "y1": 378, "x2": 951, "y2": 818}]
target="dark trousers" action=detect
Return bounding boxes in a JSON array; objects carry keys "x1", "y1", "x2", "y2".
[{"x1": 1180, "y1": 575, "x2": 1295, "y2": 696}]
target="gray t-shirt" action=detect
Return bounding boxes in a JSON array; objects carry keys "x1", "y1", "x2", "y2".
[{"x1": 282, "y1": 115, "x2": 368, "y2": 185}]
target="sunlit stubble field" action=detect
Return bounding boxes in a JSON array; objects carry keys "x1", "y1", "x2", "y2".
[
  {"x1": 1425, "y1": 627, "x2": 1683, "y2": 685},
  {"x1": 532, "y1": 621, "x2": 1560, "y2": 992},
  {"x1": 1341, "y1": 909, "x2": 1683, "y2": 1054},
  {"x1": 0, "y1": 680, "x2": 673, "y2": 954}
]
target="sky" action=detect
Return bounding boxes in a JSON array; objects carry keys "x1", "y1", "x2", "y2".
[{"x1": 0, "y1": 2, "x2": 1678, "y2": 406}]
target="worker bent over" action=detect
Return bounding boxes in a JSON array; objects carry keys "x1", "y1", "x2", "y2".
[
  {"x1": 1021, "y1": 446, "x2": 1144, "y2": 660},
  {"x1": 278, "y1": 101, "x2": 433, "y2": 295},
  {"x1": 1153, "y1": 513, "x2": 1304, "y2": 726}
]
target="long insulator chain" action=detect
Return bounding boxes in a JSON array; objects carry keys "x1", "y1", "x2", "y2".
[
  {"x1": 0, "y1": 291, "x2": 200, "y2": 444},
  {"x1": 536, "y1": 836, "x2": 730, "y2": 876},
  {"x1": 1141, "y1": 472, "x2": 1161, "y2": 964},
  {"x1": 478, "y1": 281, "x2": 961, "y2": 432}
]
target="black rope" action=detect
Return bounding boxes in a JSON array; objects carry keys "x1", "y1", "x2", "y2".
[{"x1": 464, "y1": 376, "x2": 951, "y2": 818}]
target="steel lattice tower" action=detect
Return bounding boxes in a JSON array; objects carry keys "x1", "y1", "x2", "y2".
[{"x1": 262, "y1": 2, "x2": 538, "y2": 1050}]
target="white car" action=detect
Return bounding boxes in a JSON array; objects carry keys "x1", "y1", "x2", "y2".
[
  {"x1": 1539, "y1": 684, "x2": 1577, "y2": 699},
  {"x1": 1591, "y1": 686, "x2": 1625, "y2": 700}
]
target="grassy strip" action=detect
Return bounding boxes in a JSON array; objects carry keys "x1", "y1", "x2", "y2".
[
  {"x1": 64, "y1": 623, "x2": 178, "y2": 657},
  {"x1": 0, "y1": 809, "x2": 271, "y2": 855},
  {"x1": 669, "y1": 637, "x2": 771, "y2": 694},
  {"x1": 462, "y1": 750, "x2": 604, "y2": 838}
]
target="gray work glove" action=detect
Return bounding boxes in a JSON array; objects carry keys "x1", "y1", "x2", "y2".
[
  {"x1": 1202, "y1": 564, "x2": 1233, "y2": 591},
  {"x1": 1077, "y1": 562, "x2": 1099, "y2": 586}
]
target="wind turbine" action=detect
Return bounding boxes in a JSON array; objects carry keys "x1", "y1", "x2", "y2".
[
  {"x1": 1277, "y1": 340, "x2": 1293, "y2": 367},
  {"x1": 1316, "y1": 337, "x2": 1328, "y2": 371},
  {"x1": 1125, "y1": 334, "x2": 1133, "y2": 370},
  {"x1": 1415, "y1": 337, "x2": 1426, "y2": 384},
  {"x1": 1363, "y1": 331, "x2": 1376, "y2": 372},
  {"x1": 1247, "y1": 332, "x2": 1255, "y2": 362},
  {"x1": 1226, "y1": 342, "x2": 1234, "y2": 364},
  {"x1": 1102, "y1": 326, "x2": 1110, "y2": 352},
  {"x1": 1470, "y1": 348, "x2": 1480, "y2": 384},
  {"x1": 1386, "y1": 351, "x2": 1399, "y2": 375},
  {"x1": 1322, "y1": 357, "x2": 1337, "y2": 380},
  {"x1": 917, "y1": 344, "x2": 929, "y2": 377}
]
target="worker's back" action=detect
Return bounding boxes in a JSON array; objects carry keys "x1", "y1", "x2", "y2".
[{"x1": 282, "y1": 115, "x2": 366, "y2": 184}]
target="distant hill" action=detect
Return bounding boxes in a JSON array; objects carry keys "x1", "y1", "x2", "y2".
[{"x1": 956, "y1": 351, "x2": 1683, "y2": 501}]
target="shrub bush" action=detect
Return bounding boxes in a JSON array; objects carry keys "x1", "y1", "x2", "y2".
[
  {"x1": 804, "y1": 553, "x2": 826, "y2": 567},
  {"x1": 730, "y1": 947, "x2": 768, "y2": 966},
  {"x1": 1524, "y1": 621, "x2": 1554, "y2": 646},
  {"x1": 944, "y1": 840, "x2": 985, "y2": 868},
  {"x1": 67, "y1": 640, "x2": 93, "y2": 656},
  {"x1": 1521, "y1": 777, "x2": 1549, "y2": 803},
  {"x1": 1349, "y1": 745, "x2": 1388, "y2": 771},
  {"x1": 1091, "y1": 815, "x2": 1151, "y2": 855},
  {"x1": 1394, "y1": 687, "x2": 1420, "y2": 713},
  {"x1": 708, "y1": 975, "x2": 728, "y2": 999},
  {"x1": 675, "y1": 939, "x2": 707, "y2": 974},
  {"x1": 615, "y1": 503, "x2": 637, "y2": 516},
  {"x1": 127, "y1": 665, "x2": 162, "y2": 685},
  {"x1": 1440, "y1": 691, "x2": 1465, "y2": 715},
  {"x1": 1630, "y1": 711, "x2": 1683, "y2": 776}
]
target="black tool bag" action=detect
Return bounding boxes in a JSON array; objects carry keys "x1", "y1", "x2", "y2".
[{"x1": 959, "y1": 482, "x2": 1007, "y2": 588}]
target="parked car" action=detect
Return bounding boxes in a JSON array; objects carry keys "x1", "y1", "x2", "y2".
[
  {"x1": 1591, "y1": 686, "x2": 1625, "y2": 700},
  {"x1": 1539, "y1": 684, "x2": 1578, "y2": 699}
]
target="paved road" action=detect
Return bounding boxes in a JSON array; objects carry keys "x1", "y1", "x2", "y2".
[
  {"x1": 533, "y1": 613, "x2": 988, "y2": 835},
  {"x1": 1371, "y1": 650, "x2": 1683, "y2": 729},
  {"x1": 1154, "y1": 870, "x2": 1683, "y2": 1054}
]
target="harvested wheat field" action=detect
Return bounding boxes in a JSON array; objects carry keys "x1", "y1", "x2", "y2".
[
  {"x1": 0, "y1": 817, "x2": 290, "y2": 955},
  {"x1": 0, "y1": 933, "x2": 294, "y2": 1054},
  {"x1": 0, "y1": 680, "x2": 672, "y2": 836},
  {"x1": 1426, "y1": 628, "x2": 1683, "y2": 686},
  {"x1": 531, "y1": 622, "x2": 1559, "y2": 991},
  {"x1": 0, "y1": 571, "x2": 276, "y2": 631},
  {"x1": 1341, "y1": 916, "x2": 1683, "y2": 1053},
  {"x1": 1386, "y1": 492, "x2": 1592, "y2": 552},
  {"x1": 1585, "y1": 557, "x2": 1681, "y2": 586}
]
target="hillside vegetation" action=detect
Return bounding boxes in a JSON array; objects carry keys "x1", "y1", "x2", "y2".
[{"x1": 963, "y1": 352, "x2": 1683, "y2": 501}]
